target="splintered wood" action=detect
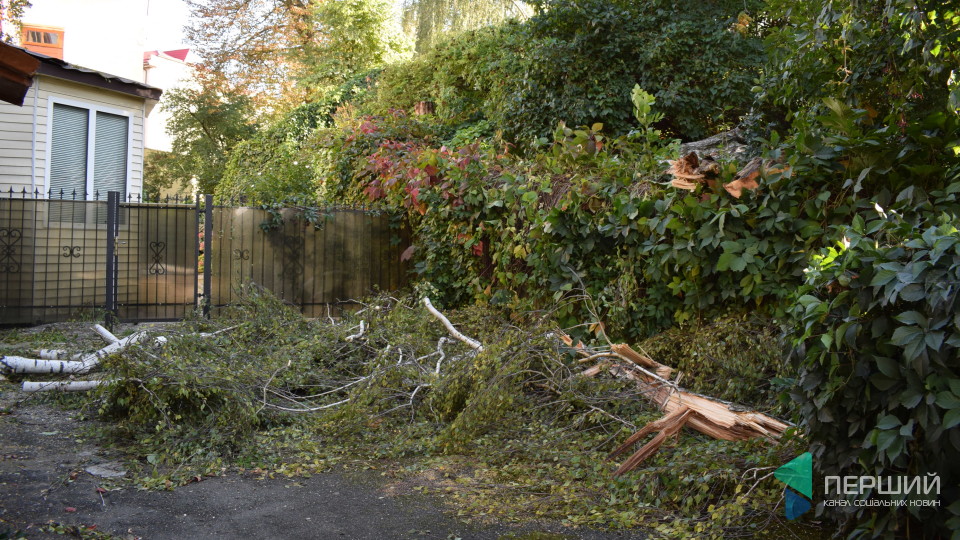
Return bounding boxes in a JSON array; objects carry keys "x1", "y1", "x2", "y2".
[
  {"x1": 666, "y1": 153, "x2": 784, "y2": 199},
  {"x1": 563, "y1": 333, "x2": 790, "y2": 476}
]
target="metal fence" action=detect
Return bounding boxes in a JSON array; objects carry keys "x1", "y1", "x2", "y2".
[
  {"x1": 205, "y1": 197, "x2": 410, "y2": 318},
  {"x1": 0, "y1": 189, "x2": 409, "y2": 325}
]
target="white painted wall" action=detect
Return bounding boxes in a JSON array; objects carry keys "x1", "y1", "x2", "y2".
[
  {"x1": 143, "y1": 52, "x2": 195, "y2": 152},
  {"x1": 21, "y1": 0, "x2": 150, "y2": 81}
]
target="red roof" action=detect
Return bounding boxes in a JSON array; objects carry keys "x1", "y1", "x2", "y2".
[
  {"x1": 163, "y1": 49, "x2": 189, "y2": 61},
  {"x1": 144, "y1": 49, "x2": 190, "y2": 62}
]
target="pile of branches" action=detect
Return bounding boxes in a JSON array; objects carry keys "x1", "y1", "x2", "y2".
[
  {"x1": 88, "y1": 290, "x2": 629, "y2": 454},
  {"x1": 4, "y1": 289, "x2": 790, "y2": 478}
]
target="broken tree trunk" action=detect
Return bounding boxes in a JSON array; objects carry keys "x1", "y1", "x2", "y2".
[
  {"x1": 22, "y1": 380, "x2": 106, "y2": 392},
  {"x1": 0, "y1": 356, "x2": 92, "y2": 375},
  {"x1": 0, "y1": 329, "x2": 147, "y2": 375},
  {"x1": 568, "y1": 336, "x2": 790, "y2": 476},
  {"x1": 93, "y1": 324, "x2": 120, "y2": 344}
]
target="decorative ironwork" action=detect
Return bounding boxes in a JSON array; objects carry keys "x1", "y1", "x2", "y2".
[
  {"x1": 233, "y1": 248, "x2": 250, "y2": 260},
  {"x1": 0, "y1": 228, "x2": 22, "y2": 273},
  {"x1": 148, "y1": 241, "x2": 167, "y2": 275},
  {"x1": 61, "y1": 245, "x2": 82, "y2": 258}
]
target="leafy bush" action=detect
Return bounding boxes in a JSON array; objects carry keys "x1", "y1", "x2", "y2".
[
  {"x1": 788, "y1": 207, "x2": 960, "y2": 537},
  {"x1": 362, "y1": 0, "x2": 764, "y2": 146}
]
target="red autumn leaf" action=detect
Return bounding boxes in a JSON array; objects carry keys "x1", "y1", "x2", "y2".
[
  {"x1": 65, "y1": 507, "x2": 77, "y2": 513},
  {"x1": 400, "y1": 245, "x2": 416, "y2": 262}
]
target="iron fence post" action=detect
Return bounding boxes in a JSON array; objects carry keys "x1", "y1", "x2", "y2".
[
  {"x1": 105, "y1": 191, "x2": 119, "y2": 329},
  {"x1": 203, "y1": 194, "x2": 213, "y2": 317}
]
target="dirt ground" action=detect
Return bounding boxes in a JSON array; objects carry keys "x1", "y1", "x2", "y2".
[{"x1": 0, "y1": 324, "x2": 647, "y2": 540}]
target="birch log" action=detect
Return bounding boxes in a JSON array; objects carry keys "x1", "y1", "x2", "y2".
[
  {"x1": 0, "y1": 330, "x2": 146, "y2": 375},
  {"x1": 22, "y1": 380, "x2": 106, "y2": 392},
  {"x1": 93, "y1": 324, "x2": 120, "y2": 344},
  {"x1": 0, "y1": 356, "x2": 92, "y2": 374}
]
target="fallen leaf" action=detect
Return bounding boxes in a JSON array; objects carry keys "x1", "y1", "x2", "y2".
[{"x1": 65, "y1": 507, "x2": 76, "y2": 513}]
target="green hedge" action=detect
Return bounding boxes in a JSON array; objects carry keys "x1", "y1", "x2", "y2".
[
  {"x1": 788, "y1": 210, "x2": 960, "y2": 537},
  {"x1": 361, "y1": 0, "x2": 763, "y2": 146}
]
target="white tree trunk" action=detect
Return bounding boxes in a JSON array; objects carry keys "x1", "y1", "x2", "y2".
[
  {"x1": 93, "y1": 324, "x2": 120, "y2": 344},
  {"x1": 1, "y1": 330, "x2": 146, "y2": 375},
  {"x1": 0, "y1": 356, "x2": 91, "y2": 374},
  {"x1": 422, "y1": 298, "x2": 483, "y2": 351},
  {"x1": 22, "y1": 380, "x2": 106, "y2": 392}
]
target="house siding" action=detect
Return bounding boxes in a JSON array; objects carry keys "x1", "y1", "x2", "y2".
[
  {"x1": 0, "y1": 75, "x2": 147, "y2": 198},
  {"x1": 0, "y1": 83, "x2": 37, "y2": 194}
]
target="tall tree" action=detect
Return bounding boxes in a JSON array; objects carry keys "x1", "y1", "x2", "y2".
[
  {"x1": 147, "y1": 86, "x2": 258, "y2": 195},
  {"x1": 293, "y1": 0, "x2": 410, "y2": 100},
  {"x1": 185, "y1": 0, "x2": 317, "y2": 111},
  {"x1": 400, "y1": 0, "x2": 528, "y2": 52}
]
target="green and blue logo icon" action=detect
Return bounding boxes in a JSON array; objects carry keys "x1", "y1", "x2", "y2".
[{"x1": 774, "y1": 452, "x2": 812, "y2": 520}]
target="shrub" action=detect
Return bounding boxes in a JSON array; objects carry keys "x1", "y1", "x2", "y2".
[
  {"x1": 787, "y1": 207, "x2": 960, "y2": 537},
  {"x1": 361, "y1": 0, "x2": 764, "y2": 146}
]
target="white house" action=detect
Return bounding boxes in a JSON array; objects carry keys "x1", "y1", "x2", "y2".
[
  {"x1": 143, "y1": 48, "x2": 195, "y2": 154},
  {"x1": 0, "y1": 42, "x2": 161, "y2": 200}
]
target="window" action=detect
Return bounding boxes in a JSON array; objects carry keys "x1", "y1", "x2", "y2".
[
  {"x1": 48, "y1": 100, "x2": 130, "y2": 201},
  {"x1": 21, "y1": 25, "x2": 64, "y2": 59},
  {"x1": 26, "y1": 30, "x2": 59, "y2": 45}
]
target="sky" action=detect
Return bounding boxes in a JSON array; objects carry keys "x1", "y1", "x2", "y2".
[{"x1": 145, "y1": 0, "x2": 192, "y2": 50}]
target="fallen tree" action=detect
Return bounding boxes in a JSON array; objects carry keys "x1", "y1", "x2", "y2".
[
  {"x1": 563, "y1": 334, "x2": 791, "y2": 476},
  {"x1": 0, "y1": 330, "x2": 147, "y2": 376}
]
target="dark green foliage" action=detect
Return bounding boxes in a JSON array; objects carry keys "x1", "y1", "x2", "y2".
[
  {"x1": 153, "y1": 87, "x2": 258, "y2": 194},
  {"x1": 216, "y1": 103, "x2": 326, "y2": 204},
  {"x1": 364, "y1": 0, "x2": 764, "y2": 146},
  {"x1": 758, "y1": 0, "x2": 959, "y2": 125},
  {"x1": 143, "y1": 149, "x2": 192, "y2": 199},
  {"x1": 788, "y1": 210, "x2": 960, "y2": 537}
]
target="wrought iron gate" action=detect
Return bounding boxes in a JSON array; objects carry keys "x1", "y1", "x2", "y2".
[
  {"x1": 0, "y1": 189, "x2": 198, "y2": 325},
  {"x1": 0, "y1": 190, "x2": 409, "y2": 326}
]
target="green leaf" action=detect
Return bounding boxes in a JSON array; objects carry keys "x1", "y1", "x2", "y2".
[
  {"x1": 875, "y1": 356, "x2": 900, "y2": 378},
  {"x1": 870, "y1": 269, "x2": 897, "y2": 287},
  {"x1": 900, "y1": 284, "x2": 925, "y2": 302},
  {"x1": 876, "y1": 414, "x2": 900, "y2": 430},
  {"x1": 716, "y1": 252, "x2": 736, "y2": 271},
  {"x1": 720, "y1": 240, "x2": 743, "y2": 253},
  {"x1": 876, "y1": 430, "x2": 898, "y2": 453},
  {"x1": 890, "y1": 326, "x2": 922, "y2": 347},
  {"x1": 894, "y1": 311, "x2": 927, "y2": 327},
  {"x1": 935, "y1": 391, "x2": 960, "y2": 409},
  {"x1": 943, "y1": 409, "x2": 960, "y2": 430},
  {"x1": 925, "y1": 331, "x2": 945, "y2": 351},
  {"x1": 729, "y1": 256, "x2": 747, "y2": 272}
]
